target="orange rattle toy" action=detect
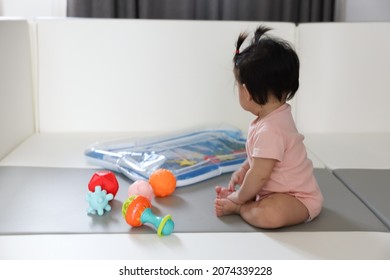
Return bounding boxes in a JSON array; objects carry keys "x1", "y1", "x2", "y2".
[
  {"x1": 149, "y1": 168, "x2": 176, "y2": 197},
  {"x1": 122, "y1": 195, "x2": 174, "y2": 236}
]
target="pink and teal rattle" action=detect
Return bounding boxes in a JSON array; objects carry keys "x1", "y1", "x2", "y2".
[{"x1": 122, "y1": 195, "x2": 174, "y2": 236}]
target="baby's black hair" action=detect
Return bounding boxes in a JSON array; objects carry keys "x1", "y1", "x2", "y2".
[{"x1": 234, "y1": 26, "x2": 299, "y2": 105}]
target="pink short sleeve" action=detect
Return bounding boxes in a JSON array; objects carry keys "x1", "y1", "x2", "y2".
[{"x1": 251, "y1": 129, "x2": 284, "y2": 161}]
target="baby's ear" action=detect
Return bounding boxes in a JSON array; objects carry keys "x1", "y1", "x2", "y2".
[{"x1": 242, "y1": 84, "x2": 252, "y2": 101}]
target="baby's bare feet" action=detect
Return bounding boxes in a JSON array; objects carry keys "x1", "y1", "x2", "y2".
[
  {"x1": 215, "y1": 186, "x2": 234, "y2": 199},
  {"x1": 215, "y1": 198, "x2": 240, "y2": 217}
]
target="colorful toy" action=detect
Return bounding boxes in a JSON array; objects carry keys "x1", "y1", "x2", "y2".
[
  {"x1": 88, "y1": 170, "x2": 119, "y2": 197},
  {"x1": 122, "y1": 195, "x2": 174, "y2": 236},
  {"x1": 86, "y1": 186, "x2": 114, "y2": 216},
  {"x1": 86, "y1": 171, "x2": 119, "y2": 215},
  {"x1": 149, "y1": 169, "x2": 176, "y2": 197},
  {"x1": 128, "y1": 180, "x2": 154, "y2": 201}
]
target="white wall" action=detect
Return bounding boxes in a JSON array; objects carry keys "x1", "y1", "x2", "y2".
[
  {"x1": 34, "y1": 19, "x2": 296, "y2": 133},
  {"x1": 0, "y1": 0, "x2": 66, "y2": 18},
  {"x1": 296, "y1": 22, "x2": 390, "y2": 134},
  {"x1": 0, "y1": 20, "x2": 35, "y2": 159}
]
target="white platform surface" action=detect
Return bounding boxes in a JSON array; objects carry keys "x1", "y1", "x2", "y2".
[
  {"x1": 1, "y1": 232, "x2": 390, "y2": 260},
  {"x1": 1, "y1": 133, "x2": 389, "y2": 260}
]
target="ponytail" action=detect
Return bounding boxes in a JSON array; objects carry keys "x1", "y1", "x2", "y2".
[
  {"x1": 234, "y1": 26, "x2": 271, "y2": 67},
  {"x1": 234, "y1": 32, "x2": 248, "y2": 66},
  {"x1": 253, "y1": 26, "x2": 271, "y2": 44}
]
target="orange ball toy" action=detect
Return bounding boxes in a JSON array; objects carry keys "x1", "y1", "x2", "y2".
[{"x1": 149, "y1": 169, "x2": 176, "y2": 197}]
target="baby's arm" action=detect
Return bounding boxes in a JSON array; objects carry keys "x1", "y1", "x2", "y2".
[
  {"x1": 228, "y1": 160, "x2": 250, "y2": 191},
  {"x1": 228, "y1": 157, "x2": 276, "y2": 204}
]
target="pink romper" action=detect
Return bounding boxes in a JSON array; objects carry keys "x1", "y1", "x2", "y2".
[{"x1": 246, "y1": 103, "x2": 323, "y2": 221}]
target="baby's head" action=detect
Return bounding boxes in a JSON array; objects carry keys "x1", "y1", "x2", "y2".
[{"x1": 233, "y1": 26, "x2": 299, "y2": 105}]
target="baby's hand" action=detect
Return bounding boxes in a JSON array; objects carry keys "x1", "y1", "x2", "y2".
[
  {"x1": 215, "y1": 186, "x2": 234, "y2": 199},
  {"x1": 228, "y1": 167, "x2": 247, "y2": 191}
]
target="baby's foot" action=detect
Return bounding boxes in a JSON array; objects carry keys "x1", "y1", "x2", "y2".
[
  {"x1": 215, "y1": 186, "x2": 234, "y2": 199},
  {"x1": 215, "y1": 198, "x2": 240, "y2": 217}
]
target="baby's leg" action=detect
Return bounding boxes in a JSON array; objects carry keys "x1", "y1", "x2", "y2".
[{"x1": 240, "y1": 193, "x2": 309, "y2": 229}]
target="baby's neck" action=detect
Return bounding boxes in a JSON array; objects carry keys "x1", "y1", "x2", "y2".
[{"x1": 257, "y1": 100, "x2": 285, "y2": 119}]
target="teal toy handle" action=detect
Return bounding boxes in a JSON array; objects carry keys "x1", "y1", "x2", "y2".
[{"x1": 140, "y1": 208, "x2": 174, "y2": 236}]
